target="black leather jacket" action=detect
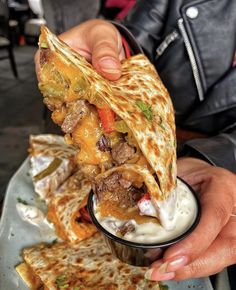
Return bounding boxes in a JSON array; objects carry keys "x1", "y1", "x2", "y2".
[{"x1": 114, "y1": 0, "x2": 236, "y2": 173}]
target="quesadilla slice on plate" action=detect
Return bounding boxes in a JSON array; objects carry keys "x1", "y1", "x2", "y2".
[
  {"x1": 38, "y1": 26, "x2": 177, "y2": 229},
  {"x1": 17, "y1": 233, "x2": 160, "y2": 290},
  {"x1": 29, "y1": 134, "x2": 77, "y2": 203},
  {"x1": 47, "y1": 170, "x2": 97, "y2": 243}
]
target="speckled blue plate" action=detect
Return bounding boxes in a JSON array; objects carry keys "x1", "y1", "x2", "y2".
[{"x1": 0, "y1": 158, "x2": 214, "y2": 290}]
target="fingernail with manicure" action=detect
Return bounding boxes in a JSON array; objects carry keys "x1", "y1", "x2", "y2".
[
  {"x1": 99, "y1": 57, "x2": 120, "y2": 73},
  {"x1": 145, "y1": 256, "x2": 188, "y2": 281},
  {"x1": 166, "y1": 255, "x2": 188, "y2": 272},
  {"x1": 145, "y1": 268, "x2": 175, "y2": 281}
]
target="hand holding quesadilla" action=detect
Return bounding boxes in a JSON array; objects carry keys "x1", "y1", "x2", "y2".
[{"x1": 38, "y1": 26, "x2": 177, "y2": 230}]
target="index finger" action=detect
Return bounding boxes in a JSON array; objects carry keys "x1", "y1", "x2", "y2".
[{"x1": 163, "y1": 169, "x2": 235, "y2": 264}]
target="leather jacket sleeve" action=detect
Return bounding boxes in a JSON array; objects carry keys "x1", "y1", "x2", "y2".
[
  {"x1": 121, "y1": 0, "x2": 169, "y2": 60},
  {"x1": 113, "y1": 1, "x2": 236, "y2": 174},
  {"x1": 182, "y1": 129, "x2": 236, "y2": 173}
]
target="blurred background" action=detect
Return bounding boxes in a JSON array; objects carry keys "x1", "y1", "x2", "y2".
[{"x1": 0, "y1": 0, "x2": 136, "y2": 202}]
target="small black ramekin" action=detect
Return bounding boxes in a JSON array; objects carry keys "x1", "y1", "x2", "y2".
[{"x1": 87, "y1": 177, "x2": 201, "y2": 267}]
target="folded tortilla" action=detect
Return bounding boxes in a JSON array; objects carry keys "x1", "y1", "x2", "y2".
[
  {"x1": 38, "y1": 27, "x2": 177, "y2": 229},
  {"x1": 47, "y1": 170, "x2": 97, "y2": 243},
  {"x1": 18, "y1": 233, "x2": 160, "y2": 290},
  {"x1": 29, "y1": 134, "x2": 77, "y2": 202}
]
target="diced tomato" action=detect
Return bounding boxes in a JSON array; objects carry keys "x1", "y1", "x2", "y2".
[
  {"x1": 79, "y1": 207, "x2": 92, "y2": 223},
  {"x1": 97, "y1": 107, "x2": 115, "y2": 134},
  {"x1": 137, "y1": 192, "x2": 151, "y2": 206}
]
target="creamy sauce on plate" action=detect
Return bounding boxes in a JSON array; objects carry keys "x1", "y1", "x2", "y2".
[
  {"x1": 94, "y1": 179, "x2": 198, "y2": 244},
  {"x1": 16, "y1": 203, "x2": 57, "y2": 239}
]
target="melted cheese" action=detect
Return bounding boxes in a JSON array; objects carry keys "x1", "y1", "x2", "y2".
[
  {"x1": 47, "y1": 204, "x2": 68, "y2": 241},
  {"x1": 48, "y1": 191, "x2": 97, "y2": 243},
  {"x1": 122, "y1": 170, "x2": 144, "y2": 189},
  {"x1": 51, "y1": 106, "x2": 66, "y2": 125},
  {"x1": 98, "y1": 201, "x2": 159, "y2": 225},
  {"x1": 15, "y1": 263, "x2": 43, "y2": 290},
  {"x1": 72, "y1": 107, "x2": 111, "y2": 165}
]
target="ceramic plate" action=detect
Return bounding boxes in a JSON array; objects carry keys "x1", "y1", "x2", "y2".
[{"x1": 0, "y1": 158, "x2": 214, "y2": 290}]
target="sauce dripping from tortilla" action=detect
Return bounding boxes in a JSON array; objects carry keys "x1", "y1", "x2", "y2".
[{"x1": 98, "y1": 201, "x2": 160, "y2": 225}]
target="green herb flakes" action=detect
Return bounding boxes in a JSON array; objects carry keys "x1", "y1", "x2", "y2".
[
  {"x1": 173, "y1": 138, "x2": 176, "y2": 147},
  {"x1": 17, "y1": 197, "x2": 28, "y2": 205},
  {"x1": 51, "y1": 238, "x2": 58, "y2": 244},
  {"x1": 135, "y1": 100, "x2": 153, "y2": 121},
  {"x1": 141, "y1": 277, "x2": 148, "y2": 287},
  {"x1": 59, "y1": 284, "x2": 69, "y2": 289},
  {"x1": 158, "y1": 116, "x2": 165, "y2": 130},
  {"x1": 56, "y1": 274, "x2": 66, "y2": 282},
  {"x1": 56, "y1": 274, "x2": 69, "y2": 289},
  {"x1": 73, "y1": 287, "x2": 80, "y2": 290},
  {"x1": 160, "y1": 283, "x2": 169, "y2": 290}
]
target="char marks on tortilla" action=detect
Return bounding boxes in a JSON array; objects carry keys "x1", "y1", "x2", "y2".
[{"x1": 39, "y1": 26, "x2": 177, "y2": 200}]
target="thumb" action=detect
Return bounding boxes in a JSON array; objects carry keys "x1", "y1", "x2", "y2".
[{"x1": 89, "y1": 21, "x2": 124, "y2": 80}]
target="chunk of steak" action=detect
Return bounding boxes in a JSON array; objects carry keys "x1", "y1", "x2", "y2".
[
  {"x1": 117, "y1": 222, "x2": 135, "y2": 236},
  {"x1": 96, "y1": 172, "x2": 122, "y2": 195},
  {"x1": 111, "y1": 142, "x2": 135, "y2": 165},
  {"x1": 129, "y1": 186, "x2": 145, "y2": 204},
  {"x1": 96, "y1": 135, "x2": 111, "y2": 152},
  {"x1": 95, "y1": 172, "x2": 145, "y2": 208},
  {"x1": 61, "y1": 100, "x2": 88, "y2": 133},
  {"x1": 40, "y1": 48, "x2": 50, "y2": 66}
]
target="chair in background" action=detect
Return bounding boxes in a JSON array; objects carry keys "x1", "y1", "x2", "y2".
[
  {"x1": 41, "y1": 0, "x2": 101, "y2": 34},
  {"x1": 0, "y1": 0, "x2": 18, "y2": 77},
  {"x1": 24, "y1": 0, "x2": 46, "y2": 44}
]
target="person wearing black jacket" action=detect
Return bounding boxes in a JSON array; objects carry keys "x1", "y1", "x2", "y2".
[{"x1": 35, "y1": 0, "x2": 236, "y2": 287}]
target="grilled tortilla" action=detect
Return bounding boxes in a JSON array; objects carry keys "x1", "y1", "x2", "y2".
[
  {"x1": 47, "y1": 170, "x2": 97, "y2": 243},
  {"x1": 38, "y1": 26, "x2": 177, "y2": 229},
  {"x1": 29, "y1": 134, "x2": 77, "y2": 202},
  {"x1": 19, "y1": 233, "x2": 160, "y2": 290}
]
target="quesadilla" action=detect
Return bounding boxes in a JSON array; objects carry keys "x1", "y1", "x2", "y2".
[
  {"x1": 38, "y1": 26, "x2": 177, "y2": 229},
  {"x1": 17, "y1": 233, "x2": 160, "y2": 290},
  {"x1": 47, "y1": 170, "x2": 97, "y2": 243},
  {"x1": 29, "y1": 134, "x2": 77, "y2": 202}
]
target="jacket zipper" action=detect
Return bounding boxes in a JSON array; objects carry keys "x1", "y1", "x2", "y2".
[{"x1": 178, "y1": 18, "x2": 204, "y2": 101}]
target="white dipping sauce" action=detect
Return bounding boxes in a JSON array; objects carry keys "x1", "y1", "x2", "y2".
[
  {"x1": 94, "y1": 179, "x2": 198, "y2": 244},
  {"x1": 16, "y1": 203, "x2": 57, "y2": 238}
]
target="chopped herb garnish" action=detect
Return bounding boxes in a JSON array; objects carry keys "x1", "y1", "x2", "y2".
[
  {"x1": 56, "y1": 274, "x2": 66, "y2": 282},
  {"x1": 142, "y1": 277, "x2": 148, "y2": 287},
  {"x1": 40, "y1": 42, "x2": 48, "y2": 49},
  {"x1": 158, "y1": 116, "x2": 165, "y2": 130},
  {"x1": 59, "y1": 284, "x2": 69, "y2": 289},
  {"x1": 17, "y1": 197, "x2": 28, "y2": 205},
  {"x1": 135, "y1": 100, "x2": 153, "y2": 121},
  {"x1": 73, "y1": 287, "x2": 80, "y2": 290},
  {"x1": 51, "y1": 238, "x2": 58, "y2": 244},
  {"x1": 173, "y1": 138, "x2": 176, "y2": 147},
  {"x1": 56, "y1": 274, "x2": 69, "y2": 289},
  {"x1": 160, "y1": 283, "x2": 169, "y2": 290},
  {"x1": 169, "y1": 163, "x2": 172, "y2": 172}
]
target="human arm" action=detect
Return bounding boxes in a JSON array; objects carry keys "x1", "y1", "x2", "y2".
[{"x1": 34, "y1": 17, "x2": 236, "y2": 281}]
